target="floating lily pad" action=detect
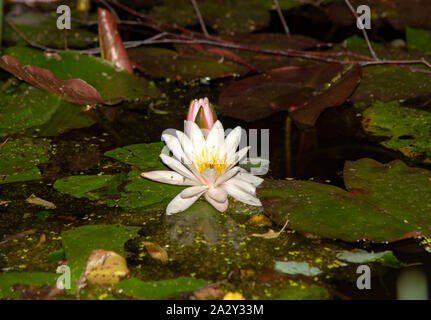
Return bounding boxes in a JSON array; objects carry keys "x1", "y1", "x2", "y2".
[
  {"x1": 275, "y1": 284, "x2": 330, "y2": 300},
  {"x1": 150, "y1": 0, "x2": 269, "y2": 35},
  {"x1": 0, "y1": 82, "x2": 95, "y2": 136},
  {"x1": 116, "y1": 277, "x2": 207, "y2": 300},
  {"x1": 336, "y1": 249, "x2": 404, "y2": 268},
  {"x1": 259, "y1": 158, "x2": 431, "y2": 242},
  {"x1": 104, "y1": 142, "x2": 166, "y2": 170},
  {"x1": 53, "y1": 175, "x2": 116, "y2": 199},
  {"x1": 1, "y1": 47, "x2": 158, "y2": 104},
  {"x1": 53, "y1": 170, "x2": 184, "y2": 210},
  {"x1": 361, "y1": 101, "x2": 431, "y2": 163},
  {"x1": 0, "y1": 272, "x2": 58, "y2": 299},
  {"x1": 62, "y1": 224, "x2": 140, "y2": 264},
  {"x1": 274, "y1": 261, "x2": 323, "y2": 276},
  {"x1": 127, "y1": 47, "x2": 247, "y2": 80},
  {"x1": 0, "y1": 137, "x2": 50, "y2": 184},
  {"x1": 351, "y1": 66, "x2": 431, "y2": 103},
  {"x1": 35, "y1": 101, "x2": 96, "y2": 136},
  {"x1": 61, "y1": 224, "x2": 140, "y2": 294},
  {"x1": 47, "y1": 250, "x2": 65, "y2": 262},
  {"x1": 3, "y1": 11, "x2": 97, "y2": 49},
  {"x1": 406, "y1": 27, "x2": 431, "y2": 53},
  {"x1": 219, "y1": 64, "x2": 358, "y2": 123},
  {"x1": 110, "y1": 170, "x2": 184, "y2": 210}
]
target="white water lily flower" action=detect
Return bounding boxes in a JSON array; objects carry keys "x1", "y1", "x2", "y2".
[{"x1": 141, "y1": 120, "x2": 264, "y2": 215}]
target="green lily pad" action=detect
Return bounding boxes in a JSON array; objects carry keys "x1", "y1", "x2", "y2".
[
  {"x1": 274, "y1": 261, "x2": 323, "y2": 276},
  {"x1": 275, "y1": 284, "x2": 330, "y2": 300},
  {"x1": 0, "y1": 272, "x2": 58, "y2": 298},
  {"x1": 351, "y1": 66, "x2": 431, "y2": 103},
  {"x1": 0, "y1": 137, "x2": 50, "y2": 184},
  {"x1": 3, "y1": 11, "x2": 97, "y2": 49},
  {"x1": 115, "y1": 277, "x2": 207, "y2": 300},
  {"x1": 0, "y1": 82, "x2": 95, "y2": 136},
  {"x1": 36, "y1": 211, "x2": 51, "y2": 221},
  {"x1": 343, "y1": 35, "x2": 383, "y2": 49},
  {"x1": 53, "y1": 170, "x2": 184, "y2": 210},
  {"x1": 406, "y1": 27, "x2": 431, "y2": 53},
  {"x1": 35, "y1": 101, "x2": 96, "y2": 136},
  {"x1": 53, "y1": 175, "x2": 116, "y2": 199},
  {"x1": 1, "y1": 47, "x2": 158, "y2": 104},
  {"x1": 336, "y1": 249, "x2": 404, "y2": 268},
  {"x1": 62, "y1": 224, "x2": 140, "y2": 263},
  {"x1": 127, "y1": 47, "x2": 247, "y2": 80},
  {"x1": 150, "y1": 0, "x2": 269, "y2": 35},
  {"x1": 259, "y1": 158, "x2": 431, "y2": 242},
  {"x1": 61, "y1": 224, "x2": 140, "y2": 294},
  {"x1": 104, "y1": 142, "x2": 166, "y2": 170},
  {"x1": 109, "y1": 170, "x2": 184, "y2": 210},
  {"x1": 361, "y1": 101, "x2": 431, "y2": 163},
  {"x1": 47, "y1": 249, "x2": 65, "y2": 262}
]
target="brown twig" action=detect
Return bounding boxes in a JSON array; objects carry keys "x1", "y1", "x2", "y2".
[
  {"x1": 6, "y1": 19, "x2": 59, "y2": 52},
  {"x1": 5, "y1": 1, "x2": 431, "y2": 74},
  {"x1": 343, "y1": 0, "x2": 378, "y2": 60},
  {"x1": 273, "y1": 0, "x2": 290, "y2": 37},
  {"x1": 190, "y1": 0, "x2": 209, "y2": 37},
  {"x1": 0, "y1": 137, "x2": 8, "y2": 150}
]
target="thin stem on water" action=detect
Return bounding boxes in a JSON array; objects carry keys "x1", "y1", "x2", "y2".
[
  {"x1": 343, "y1": 0, "x2": 378, "y2": 60},
  {"x1": 190, "y1": 0, "x2": 209, "y2": 37},
  {"x1": 274, "y1": 0, "x2": 290, "y2": 37}
]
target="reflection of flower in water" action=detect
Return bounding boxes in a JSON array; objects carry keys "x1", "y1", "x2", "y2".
[
  {"x1": 165, "y1": 202, "x2": 249, "y2": 247},
  {"x1": 142, "y1": 97, "x2": 264, "y2": 215}
]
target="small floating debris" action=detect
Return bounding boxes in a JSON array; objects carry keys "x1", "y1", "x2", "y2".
[{"x1": 25, "y1": 194, "x2": 56, "y2": 209}]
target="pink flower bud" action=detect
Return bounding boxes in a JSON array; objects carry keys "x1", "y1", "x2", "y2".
[{"x1": 186, "y1": 97, "x2": 216, "y2": 137}]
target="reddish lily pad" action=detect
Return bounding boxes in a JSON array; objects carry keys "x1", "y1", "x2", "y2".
[
  {"x1": 259, "y1": 158, "x2": 431, "y2": 242},
  {"x1": 0, "y1": 47, "x2": 158, "y2": 105},
  {"x1": 219, "y1": 64, "x2": 346, "y2": 122},
  {"x1": 289, "y1": 65, "x2": 362, "y2": 127}
]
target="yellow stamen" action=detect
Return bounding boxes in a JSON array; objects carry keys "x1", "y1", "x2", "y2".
[{"x1": 194, "y1": 147, "x2": 229, "y2": 175}]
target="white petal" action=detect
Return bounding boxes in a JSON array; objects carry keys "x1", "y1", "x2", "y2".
[
  {"x1": 141, "y1": 171, "x2": 196, "y2": 186},
  {"x1": 226, "y1": 177, "x2": 257, "y2": 195},
  {"x1": 180, "y1": 185, "x2": 208, "y2": 198},
  {"x1": 206, "y1": 120, "x2": 224, "y2": 152},
  {"x1": 189, "y1": 121, "x2": 206, "y2": 151},
  {"x1": 162, "y1": 133, "x2": 188, "y2": 164},
  {"x1": 166, "y1": 191, "x2": 204, "y2": 215},
  {"x1": 222, "y1": 180, "x2": 262, "y2": 207},
  {"x1": 226, "y1": 146, "x2": 250, "y2": 171},
  {"x1": 201, "y1": 168, "x2": 218, "y2": 186},
  {"x1": 204, "y1": 193, "x2": 229, "y2": 212},
  {"x1": 176, "y1": 130, "x2": 195, "y2": 163},
  {"x1": 173, "y1": 130, "x2": 206, "y2": 182},
  {"x1": 215, "y1": 167, "x2": 240, "y2": 186},
  {"x1": 160, "y1": 154, "x2": 196, "y2": 182},
  {"x1": 206, "y1": 187, "x2": 228, "y2": 203},
  {"x1": 222, "y1": 126, "x2": 242, "y2": 158},
  {"x1": 236, "y1": 168, "x2": 264, "y2": 187}
]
